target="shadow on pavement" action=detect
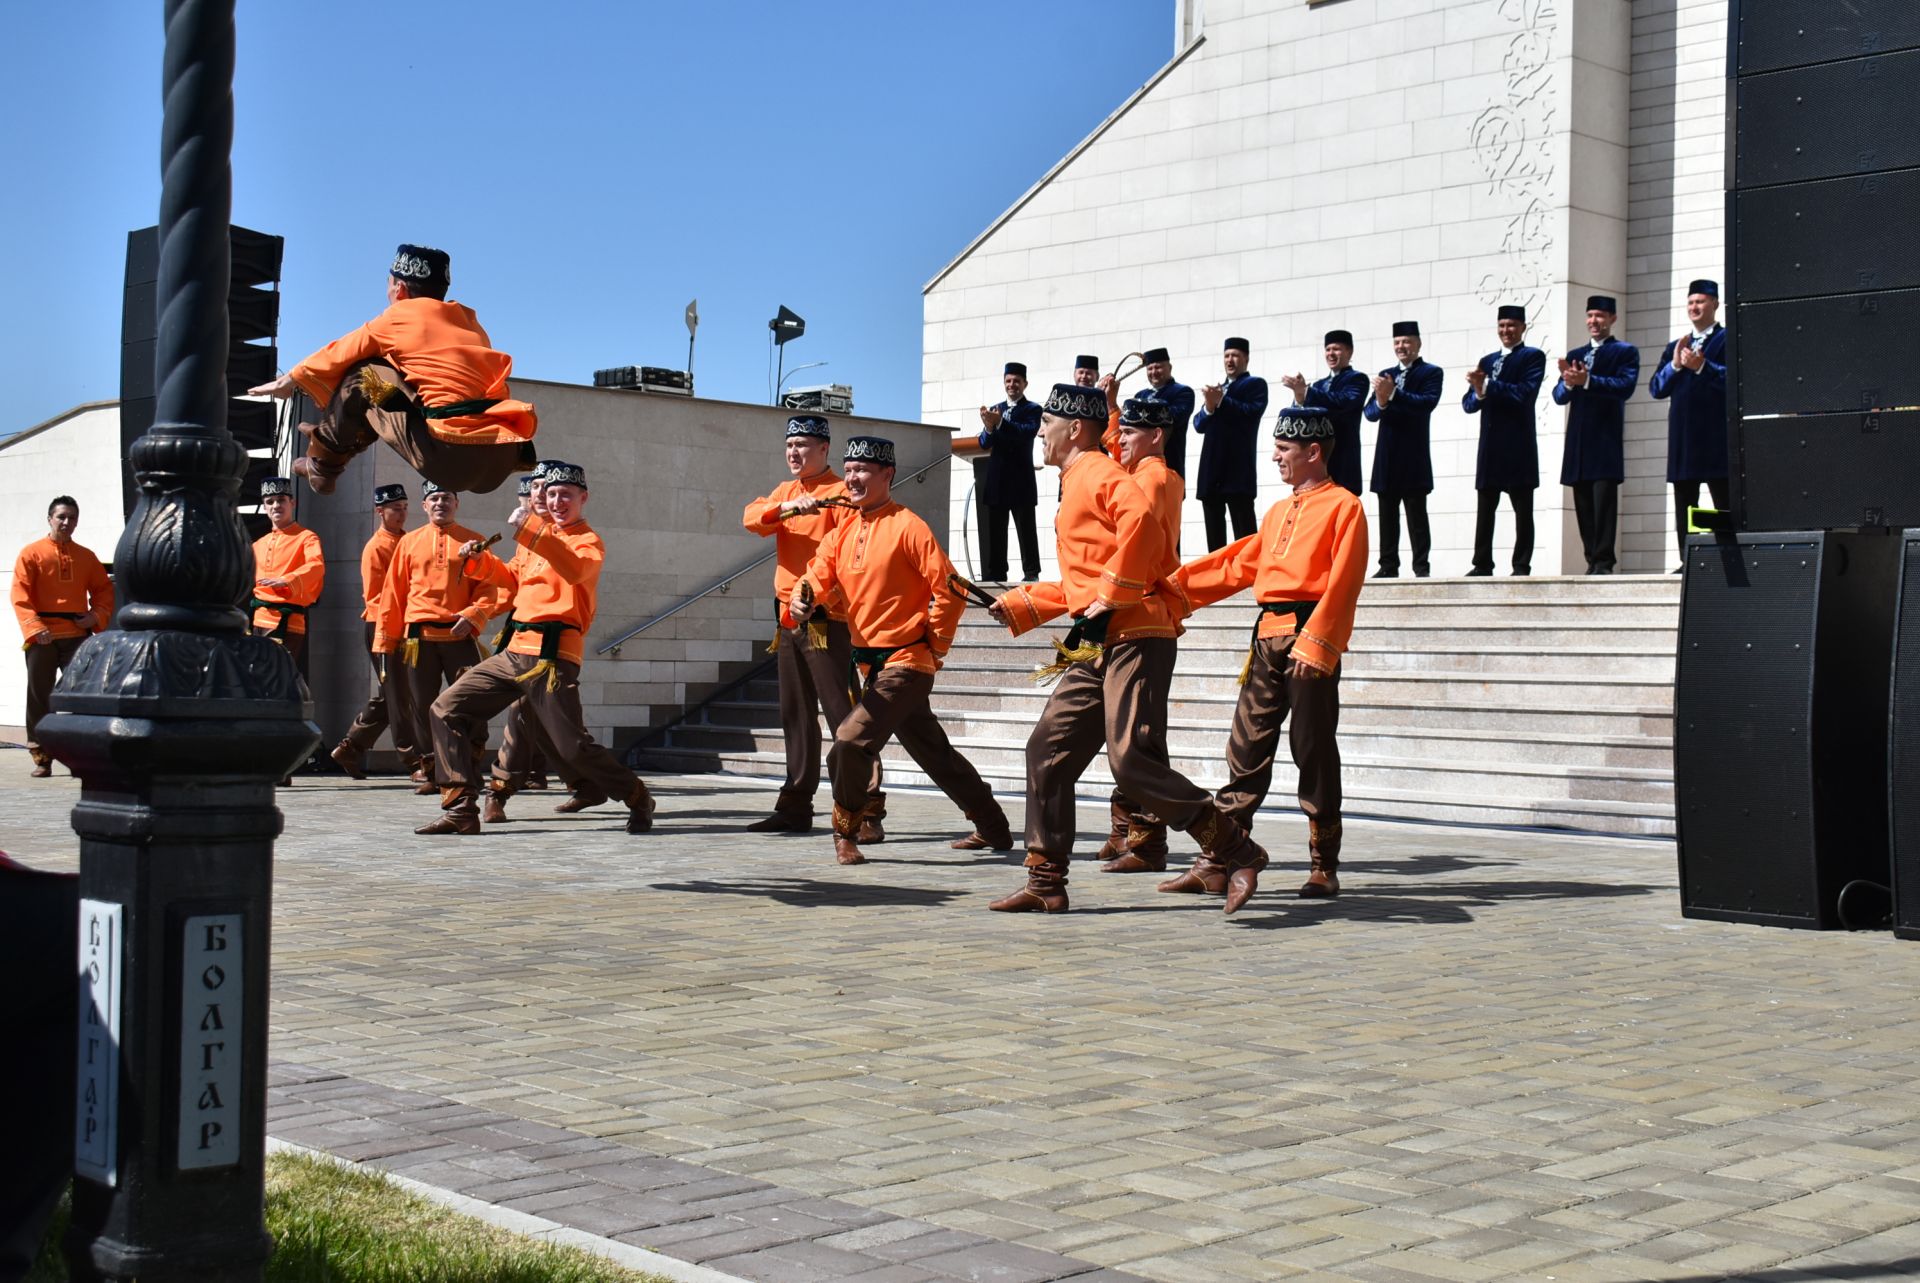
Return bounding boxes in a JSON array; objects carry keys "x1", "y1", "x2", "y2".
[{"x1": 650, "y1": 877, "x2": 964, "y2": 908}]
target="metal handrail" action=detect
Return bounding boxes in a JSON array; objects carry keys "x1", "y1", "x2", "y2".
[{"x1": 599, "y1": 451, "x2": 956, "y2": 656}]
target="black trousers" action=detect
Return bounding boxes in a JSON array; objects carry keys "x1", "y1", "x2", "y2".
[
  {"x1": 981, "y1": 503, "x2": 1041, "y2": 582},
  {"x1": 1472, "y1": 488, "x2": 1535, "y2": 575},
  {"x1": 1202, "y1": 495, "x2": 1258, "y2": 552},
  {"x1": 1375, "y1": 492, "x2": 1431, "y2": 576},
  {"x1": 1570, "y1": 480, "x2": 1620, "y2": 572},
  {"x1": 1673, "y1": 477, "x2": 1730, "y2": 561}
]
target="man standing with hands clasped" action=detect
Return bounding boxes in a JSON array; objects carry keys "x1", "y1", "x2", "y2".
[
  {"x1": 975, "y1": 362, "x2": 1044, "y2": 583},
  {"x1": 1554, "y1": 295, "x2": 1640, "y2": 574},
  {"x1": 1462, "y1": 305, "x2": 1546, "y2": 577},
  {"x1": 1193, "y1": 337, "x2": 1268, "y2": 550},
  {"x1": 1363, "y1": 321, "x2": 1442, "y2": 578},
  {"x1": 1651, "y1": 279, "x2": 1729, "y2": 566},
  {"x1": 1282, "y1": 329, "x2": 1369, "y2": 496}
]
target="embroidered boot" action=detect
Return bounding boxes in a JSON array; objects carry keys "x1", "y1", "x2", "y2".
[
  {"x1": 1300, "y1": 817, "x2": 1342, "y2": 899},
  {"x1": 988, "y1": 852, "x2": 1070, "y2": 913},
  {"x1": 1157, "y1": 808, "x2": 1234, "y2": 895},
  {"x1": 1093, "y1": 794, "x2": 1131, "y2": 862},
  {"x1": 482, "y1": 779, "x2": 513, "y2": 825},
  {"x1": 949, "y1": 801, "x2": 1014, "y2": 852},
  {"x1": 1103, "y1": 809, "x2": 1169, "y2": 874},
  {"x1": 416, "y1": 788, "x2": 480, "y2": 835},
  {"x1": 831, "y1": 803, "x2": 872, "y2": 864}
]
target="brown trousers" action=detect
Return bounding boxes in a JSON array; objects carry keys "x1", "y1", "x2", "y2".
[
  {"x1": 341, "y1": 621, "x2": 419, "y2": 760},
  {"x1": 829, "y1": 664, "x2": 994, "y2": 822},
  {"x1": 313, "y1": 359, "x2": 530, "y2": 495},
  {"x1": 1218, "y1": 635, "x2": 1343, "y2": 831},
  {"x1": 492, "y1": 698, "x2": 579, "y2": 790},
  {"x1": 774, "y1": 615, "x2": 882, "y2": 818},
  {"x1": 23, "y1": 635, "x2": 84, "y2": 755},
  {"x1": 1024, "y1": 637, "x2": 1216, "y2": 856},
  {"x1": 252, "y1": 625, "x2": 306, "y2": 663},
  {"x1": 406, "y1": 637, "x2": 485, "y2": 771},
  {"x1": 432, "y1": 652, "x2": 639, "y2": 806}
]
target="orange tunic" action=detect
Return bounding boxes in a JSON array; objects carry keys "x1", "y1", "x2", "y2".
[
  {"x1": 359, "y1": 526, "x2": 403, "y2": 622},
  {"x1": 250, "y1": 524, "x2": 325, "y2": 635},
  {"x1": 997, "y1": 451, "x2": 1184, "y2": 644},
  {"x1": 1129, "y1": 455, "x2": 1184, "y2": 578},
  {"x1": 289, "y1": 296, "x2": 537, "y2": 446},
  {"x1": 1172, "y1": 482, "x2": 1369, "y2": 674},
  {"x1": 742, "y1": 469, "x2": 850, "y2": 617},
  {"x1": 798, "y1": 501, "x2": 964, "y2": 674},
  {"x1": 468, "y1": 514, "x2": 602, "y2": 666},
  {"x1": 373, "y1": 522, "x2": 507, "y2": 652},
  {"x1": 11, "y1": 537, "x2": 113, "y2": 641}
]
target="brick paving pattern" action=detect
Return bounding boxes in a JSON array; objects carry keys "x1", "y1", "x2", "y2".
[{"x1": 9, "y1": 761, "x2": 1920, "y2": 1281}]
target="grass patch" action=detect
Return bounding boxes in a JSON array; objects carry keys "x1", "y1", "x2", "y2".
[{"x1": 29, "y1": 1152, "x2": 673, "y2": 1283}]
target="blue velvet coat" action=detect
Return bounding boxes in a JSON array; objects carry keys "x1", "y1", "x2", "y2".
[
  {"x1": 1305, "y1": 367, "x2": 1371, "y2": 495},
  {"x1": 1192, "y1": 372, "x2": 1268, "y2": 499},
  {"x1": 1650, "y1": 325, "x2": 1729, "y2": 482},
  {"x1": 1552, "y1": 337, "x2": 1640, "y2": 484},
  {"x1": 1363, "y1": 359, "x2": 1443, "y2": 496},
  {"x1": 976, "y1": 397, "x2": 1042, "y2": 508},
  {"x1": 1461, "y1": 345, "x2": 1545, "y2": 492},
  {"x1": 1139, "y1": 379, "x2": 1196, "y2": 479}
]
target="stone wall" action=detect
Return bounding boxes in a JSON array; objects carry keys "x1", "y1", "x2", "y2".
[{"x1": 928, "y1": 0, "x2": 1724, "y2": 576}]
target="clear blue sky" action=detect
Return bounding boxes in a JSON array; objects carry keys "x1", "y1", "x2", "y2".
[{"x1": 0, "y1": 2, "x2": 1172, "y2": 433}]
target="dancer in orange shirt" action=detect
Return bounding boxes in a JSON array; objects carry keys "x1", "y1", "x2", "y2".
[
  {"x1": 249, "y1": 244, "x2": 536, "y2": 496},
  {"x1": 1167, "y1": 405, "x2": 1369, "y2": 903},
  {"x1": 249, "y1": 476, "x2": 325, "y2": 659},
  {"x1": 987, "y1": 386, "x2": 1266, "y2": 914},
  {"x1": 11, "y1": 495, "x2": 112, "y2": 777},
  {"x1": 789, "y1": 436, "x2": 1011, "y2": 866},
  {"x1": 426, "y1": 463, "x2": 655, "y2": 836},
  {"x1": 740, "y1": 415, "x2": 885, "y2": 834},
  {"x1": 331, "y1": 483, "x2": 421, "y2": 780}
]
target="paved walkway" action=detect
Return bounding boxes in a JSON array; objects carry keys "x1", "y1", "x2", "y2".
[{"x1": 9, "y1": 760, "x2": 1920, "y2": 1281}]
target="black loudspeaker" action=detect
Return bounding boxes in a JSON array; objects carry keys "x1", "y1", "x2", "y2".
[
  {"x1": 1891, "y1": 531, "x2": 1920, "y2": 940},
  {"x1": 1675, "y1": 530, "x2": 1900, "y2": 928},
  {"x1": 1728, "y1": 2, "x2": 1920, "y2": 531},
  {"x1": 121, "y1": 224, "x2": 285, "y2": 516}
]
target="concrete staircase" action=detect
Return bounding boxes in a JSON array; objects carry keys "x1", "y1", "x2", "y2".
[{"x1": 636, "y1": 575, "x2": 1681, "y2": 836}]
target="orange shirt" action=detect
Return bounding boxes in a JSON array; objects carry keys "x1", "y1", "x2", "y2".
[
  {"x1": 1172, "y1": 482, "x2": 1369, "y2": 674},
  {"x1": 469, "y1": 514, "x2": 602, "y2": 666},
  {"x1": 798, "y1": 500, "x2": 964, "y2": 674},
  {"x1": 12, "y1": 537, "x2": 113, "y2": 641},
  {"x1": 998, "y1": 450, "x2": 1183, "y2": 645},
  {"x1": 1129, "y1": 455, "x2": 1183, "y2": 577},
  {"x1": 373, "y1": 521, "x2": 507, "y2": 652},
  {"x1": 359, "y1": 526, "x2": 403, "y2": 622},
  {"x1": 743, "y1": 469, "x2": 850, "y2": 617},
  {"x1": 289, "y1": 297, "x2": 537, "y2": 446},
  {"x1": 250, "y1": 524, "x2": 325, "y2": 635}
]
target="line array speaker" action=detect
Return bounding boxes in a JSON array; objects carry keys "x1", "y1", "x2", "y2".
[{"x1": 1891, "y1": 531, "x2": 1920, "y2": 939}]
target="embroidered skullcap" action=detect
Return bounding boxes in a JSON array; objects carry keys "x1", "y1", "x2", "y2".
[
  {"x1": 391, "y1": 244, "x2": 450, "y2": 294},
  {"x1": 1004, "y1": 361, "x2": 1027, "y2": 378},
  {"x1": 373, "y1": 483, "x2": 408, "y2": 506},
  {"x1": 1224, "y1": 336, "x2": 1250, "y2": 353},
  {"x1": 1074, "y1": 354, "x2": 1100, "y2": 372},
  {"x1": 1689, "y1": 279, "x2": 1719, "y2": 298},
  {"x1": 1043, "y1": 383, "x2": 1108, "y2": 424},
  {"x1": 421, "y1": 480, "x2": 454, "y2": 497},
  {"x1": 1324, "y1": 330, "x2": 1353, "y2": 347},
  {"x1": 516, "y1": 475, "x2": 536, "y2": 497},
  {"x1": 1272, "y1": 404, "x2": 1336, "y2": 441},
  {"x1": 1586, "y1": 295, "x2": 1617, "y2": 314},
  {"x1": 786, "y1": 415, "x2": 831, "y2": 441},
  {"x1": 258, "y1": 476, "x2": 293, "y2": 499},
  {"x1": 1497, "y1": 305, "x2": 1526, "y2": 323},
  {"x1": 1142, "y1": 347, "x2": 1170, "y2": 364},
  {"x1": 843, "y1": 436, "x2": 895, "y2": 467},
  {"x1": 1119, "y1": 397, "x2": 1172, "y2": 429},
  {"x1": 1391, "y1": 321, "x2": 1420, "y2": 338},
  {"x1": 544, "y1": 462, "x2": 588, "y2": 487}
]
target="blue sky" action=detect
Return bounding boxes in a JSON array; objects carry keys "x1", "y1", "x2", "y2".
[{"x1": 0, "y1": 2, "x2": 1172, "y2": 433}]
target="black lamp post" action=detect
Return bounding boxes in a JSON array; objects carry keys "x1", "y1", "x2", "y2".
[{"x1": 39, "y1": 1, "x2": 317, "y2": 1278}]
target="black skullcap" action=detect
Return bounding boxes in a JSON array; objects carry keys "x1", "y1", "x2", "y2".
[
  {"x1": 1004, "y1": 361, "x2": 1027, "y2": 378},
  {"x1": 1391, "y1": 321, "x2": 1420, "y2": 338},
  {"x1": 1586, "y1": 295, "x2": 1617, "y2": 314},
  {"x1": 258, "y1": 476, "x2": 293, "y2": 499},
  {"x1": 1043, "y1": 383, "x2": 1108, "y2": 423},
  {"x1": 1074, "y1": 354, "x2": 1100, "y2": 372},
  {"x1": 516, "y1": 475, "x2": 535, "y2": 497},
  {"x1": 1119, "y1": 397, "x2": 1172, "y2": 429},
  {"x1": 786, "y1": 415, "x2": 831, "y2": 441},
  {"x1": 1324, "y1": 330, "x2": 1353, "y2": 347},
  {"x1": 844, "y1": 436, "x2": 895, "y2": 467},
  {"x1": 1272, "y1": 405, "x2": 1335, "y2": 442},
  {"x1": 1142, "y1": 347, "x2": 1170, "y2": 364},
  {"x1": 1688, "y1": 279, "x2": 1719, "y2": 298},
  {"x1": 1497, "y1": 305, "x2": 1526, "y2": 323},
  {"x1": 1224, "y1": 336, "x2": 1250, "y2": 353},
  {"x1": 391, "y1": 244, "x2": 451, "y2": 295},
  {"x1": 544, "y1": 462, "x2": 588, "y2": 487},
  {"x1": 420, "y1": 480, "x2": 453, "y2": 497},
  {"x1": 373, "y1": 483, "x2": 407, "y2": 506}
]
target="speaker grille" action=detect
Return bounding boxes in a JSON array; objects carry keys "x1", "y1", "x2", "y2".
[
  {"x1": 1735, "y1": 48, "x2": 1920, "y2": 188},
  {"x1": 1735, "y1": 288, "x2": 1920, "y2": 416},
  {"x1": 1739, "y1": 412, "x2": 1920, "y2": 530},
  {"x1": 1734, "y1": 170, "x2": 1920, "y2": 301},
  {"x1": 1736, "y1": 0, "x2": 1920, "y2": 75},
  {"x1": 1893, "y1": 533, "x2": 1920, "y2": 938}
]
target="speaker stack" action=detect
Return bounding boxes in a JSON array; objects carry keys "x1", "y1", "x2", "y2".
[{"x1": 1677, "y1": 2, "x2": 1920, "y2": 929}]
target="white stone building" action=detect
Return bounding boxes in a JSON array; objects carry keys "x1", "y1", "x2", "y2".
[{"x1": 926, "y1": 0, "x2": 1728, "y2": 576}]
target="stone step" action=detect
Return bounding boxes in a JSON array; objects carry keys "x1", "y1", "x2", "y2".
[
  {"x1": 949, "y1": 599, "x2": 1683, "y2": 642},
  {"x1": 679, "y1": 750, "x2": 1675, "y2": 837},
  {"x1": 669, "y1": 715, "x2": 1673, "y2": 770},
  {"x1": 928, "y1": 664, "x2": 1675, "y2": 706}
]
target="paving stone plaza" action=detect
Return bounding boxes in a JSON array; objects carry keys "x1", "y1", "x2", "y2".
[{"x1": 10, "y1": 763, "x2": 1920, "y2": 1281}]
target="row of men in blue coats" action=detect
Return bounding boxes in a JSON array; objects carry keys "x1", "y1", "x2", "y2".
[{"x1": 971, "y1": 280, "x2": 1727, "y2": 578}]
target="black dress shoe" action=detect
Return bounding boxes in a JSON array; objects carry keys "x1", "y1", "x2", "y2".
[
  {"x1": 1464, "y1": 567, "x2": 1493, "y2": 578},
  {"x1": 1372, "y1": 568, "x2": 1399, "y2": 579}
]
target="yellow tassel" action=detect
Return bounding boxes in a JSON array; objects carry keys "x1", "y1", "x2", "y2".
[
  {"x1": 401, "y1": 637, "x2": 420, "y2": 668},
  {"x1": 358, "y1": 366, "x2": 400, "y2": 406},
  {"x1": 765, "y1": 632, "x2": 781, "y2": 655},
  {"x1": 1237, "y1": 646, "x2": 1254, "y2": 686},
  {"x1": 1030, "y1": 639, "x2": 1104, "y2": 686},
  {"x1": 807, "y1": 617, "x2": 828, "y2": 651},
  {"x1": 513, "y1": 658, "x2": 557, "y2": 690},
  {"x1": 490, "y1": 630, "x2": 506, "y2": 651},
  {"x1": 546, "y1": 664, "x2": 562, "y2": 693}
]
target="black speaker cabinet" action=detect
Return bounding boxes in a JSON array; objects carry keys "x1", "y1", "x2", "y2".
[
  {"x1": 1675, "y1": 530, "x2": 1900, "y2": 927},
  {"x1": 1891, "y1": 531, "x2": 1920, "y2": 939}
]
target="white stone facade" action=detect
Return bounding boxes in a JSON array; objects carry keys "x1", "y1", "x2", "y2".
[{"x1": 925, "y1": 0, "x2": 1727, "y2": 577}]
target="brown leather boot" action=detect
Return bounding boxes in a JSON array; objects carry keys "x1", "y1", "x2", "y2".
[
  {"x1": 482, "y1": 781, "x2": 512, "y2": 825},
  {"x1": 293, "y1": 424, "x2": 350, "y2": 496},
  {"x1": 831, "y1": 803, "x2": 868, "y2": 864},
  {"x1": 416, "y1": 788, "x2": 480, "y2": 835},
  {"x1": 625, "y1": 781, "x2": 657, "y2": 834},
  {"x1": 949, "y1": 803, "x2": 1014, "y2": 851},
  {"x1": 555, "y1": 785, "x2": 608, "y2": 814},
  {"x1": 989, "y1": 853, "x2": 1069, "y2": 913},
  {"x1": 329, "y1": 739, "x2": 367, "y2": 780},
  {"x1": 1093, "y1": 795, "x2": 1131, "y2": 862},
  {"x1": 1157, "y1": 808, "x2": 1240, "y2": 895},
  {"x1": 1103, "y1": 818, "x2": 1168, "y2": 873},
  {"x1": 28, "y1": 748, "x2": 53, "y2": 779},
  {"x1": 1212, "y1": 820, "x2": 1270, "y2": 915},
  {"x1": 1300, "y1": 817, "x2": 1342, "y2": 899}
]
